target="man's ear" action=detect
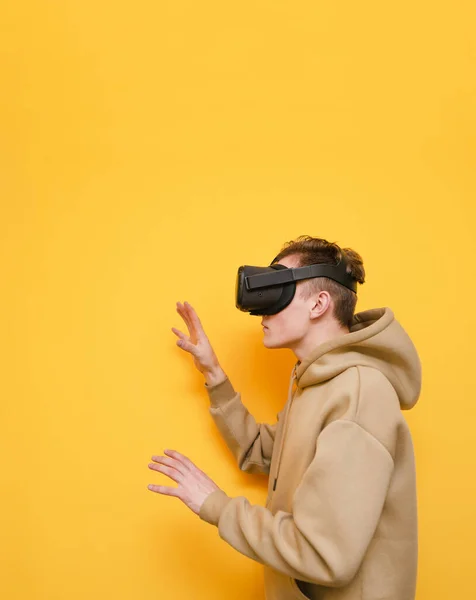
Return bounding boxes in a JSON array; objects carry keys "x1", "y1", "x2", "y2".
[{"x1": 309, "y1": 290, "x2": 332, "y2": 320}]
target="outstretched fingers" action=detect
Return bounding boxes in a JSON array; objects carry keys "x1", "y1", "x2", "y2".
[
  {"x1": 150, "y1": 455, "x2": 188, "y2": 476},
  {"x1": 176, "y1": 302, "x2": 195, "y2": 335},
  {"x1": 147, "y1": 484, "x2": 181, "y2": 497},
  {"x1": 183, "y1": 302, "x2": 206, "y2": 339},
  {"x1": 164, "y1": 449, "x2": 198, "y2": 473},
  {"x1": 148, "y1": 456, "x2": 186, "y2": 489}
]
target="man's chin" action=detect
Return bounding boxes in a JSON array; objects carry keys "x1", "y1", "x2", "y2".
[{"x1": 263, "y1": 336, "x2": 283, "y2": 349}]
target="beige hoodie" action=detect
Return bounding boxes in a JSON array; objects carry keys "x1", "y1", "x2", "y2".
[{"x1": 199, "y1": 307, "x2": 422, "y2": 600}]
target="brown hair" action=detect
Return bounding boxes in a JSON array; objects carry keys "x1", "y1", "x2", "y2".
[{"x1": 271, "y1": 235, "x2": 365, "y2": 328}]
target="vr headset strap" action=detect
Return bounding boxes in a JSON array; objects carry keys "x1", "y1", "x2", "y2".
[{"x1": 246, "y1": 260, "x2": 357, "y2": 293}]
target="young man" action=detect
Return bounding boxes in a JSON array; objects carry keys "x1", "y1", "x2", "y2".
[{"x1": 147, "y1": 236, "x2": 422, "y2": 600}]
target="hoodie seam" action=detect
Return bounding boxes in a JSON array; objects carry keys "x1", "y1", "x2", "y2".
[
  {"x1": 338, "y1": 419, "x2": 395, "y2": 465},
  {"x1": 342, "y1": 366, "x2": 397, "y2": 460}
]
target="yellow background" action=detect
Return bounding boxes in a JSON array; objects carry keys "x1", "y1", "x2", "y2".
[{"x1": 1, "y1": 1, "x2": 475, "y2": 598}]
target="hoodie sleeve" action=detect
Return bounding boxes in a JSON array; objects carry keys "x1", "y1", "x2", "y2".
[
  {"x1": 199, "y1": 419, "x2": 394, "y2": 587},
  {"x1": 205, "y1": 378, "x2": 282, "y2": 475}
]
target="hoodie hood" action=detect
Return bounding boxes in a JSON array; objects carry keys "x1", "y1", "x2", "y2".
[{"x1": 295, "y1": 307, "x2": 422, "y2": 410}]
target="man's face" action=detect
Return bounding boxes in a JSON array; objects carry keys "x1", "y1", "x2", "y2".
[{"x1": 260, "y1": 255, "x2": 317, "y2": 350}]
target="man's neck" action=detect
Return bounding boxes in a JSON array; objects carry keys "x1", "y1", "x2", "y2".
[{"x1": 291, "y1": 321, "x2": 350, "y2": 362}]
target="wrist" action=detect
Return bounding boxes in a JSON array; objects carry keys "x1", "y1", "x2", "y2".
[{"x1": 204, "y1": 366, "x2": 227, "y2": 388}]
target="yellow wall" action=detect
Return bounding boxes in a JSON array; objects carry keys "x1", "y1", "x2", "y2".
[{"x1": 1, "y1": 1, "x2": 475, "y2": 598}]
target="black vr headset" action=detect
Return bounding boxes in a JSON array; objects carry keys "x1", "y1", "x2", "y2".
[{"x1": 236, "y1": 254, "x2": 357, "y2": 316}]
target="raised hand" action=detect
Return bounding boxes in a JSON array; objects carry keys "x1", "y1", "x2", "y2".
[{"x1": 173, "y1": 301, "x2": 226, "y2": 387}]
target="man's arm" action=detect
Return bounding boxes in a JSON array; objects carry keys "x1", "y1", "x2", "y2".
[
  {"x1": 199, "y1": 418, "x2": 394, "y2": 587},
  {"x1": 206, "y1": 377, "x2": 283, "y2": 475},
  {"x1": 173, "y1": 301, "x2": 282, "y2": 475}
]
